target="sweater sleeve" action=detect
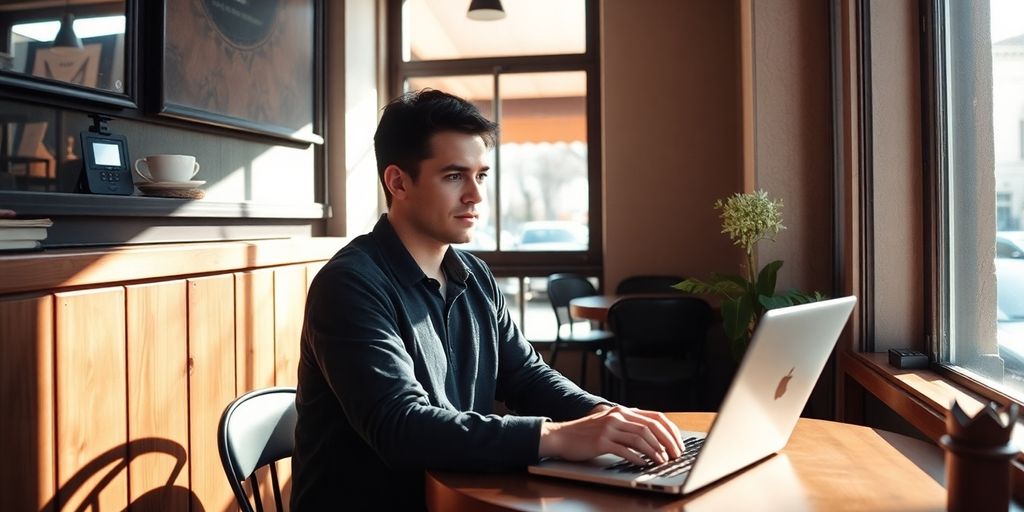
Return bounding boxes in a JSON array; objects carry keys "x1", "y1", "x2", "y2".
[{"x1": 305, "y1": 265, "x2": 546, "y2": 471}]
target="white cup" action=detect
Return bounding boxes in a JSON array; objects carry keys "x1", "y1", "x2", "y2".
[{"x1": 133, "y1": 154, "x2": 200, "y2": 183}]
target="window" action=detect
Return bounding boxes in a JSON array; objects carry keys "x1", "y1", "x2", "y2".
[
  {"x1": 391, "y1": 0, "x2": 599, "y2": 341},
  {"x1": 939, "y1": 0, "x2": 1024, "y2": 399}
]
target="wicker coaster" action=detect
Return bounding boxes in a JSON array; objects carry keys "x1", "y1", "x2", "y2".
[{"x1": 139, "y1": 188, "x2": 205, "y2": 199}]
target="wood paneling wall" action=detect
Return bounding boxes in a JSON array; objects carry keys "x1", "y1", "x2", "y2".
[{"x1": 0, "y1": 239, "x2": 342, "y2": 511}]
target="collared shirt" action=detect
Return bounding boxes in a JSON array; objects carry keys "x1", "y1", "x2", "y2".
[{"x1": 291, "y1": 214, "x2": 605, "y2": 510}]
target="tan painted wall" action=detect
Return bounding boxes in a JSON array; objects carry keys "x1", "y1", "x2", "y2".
[
  {"x1": 869, "y1": 0, "x2": 925, "y2": 350},
  {"x1": 750, "y1": 0, "x2": 834, "y2": 297},
  {"x1": 601, "y1": 0, "x2": 744, "y2": 290}
]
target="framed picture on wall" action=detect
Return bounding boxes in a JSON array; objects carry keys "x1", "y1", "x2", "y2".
[{"x1": 157, "y1": 0, "x2": 323, "y2": 144}]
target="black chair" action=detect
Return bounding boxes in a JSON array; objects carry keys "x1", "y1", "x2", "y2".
[
  {"x1": 604, "y1": 296, "x2": 713, "y2": 409},
  {"x1": 615, "y1": 274, "x2": 685, "y2": 294},
  {"x1": 547, "y1": 273, "x2": 615, "y2": 391},
  {"x1": 218, "y1": 387, "x2": 297, "y2": 512}
]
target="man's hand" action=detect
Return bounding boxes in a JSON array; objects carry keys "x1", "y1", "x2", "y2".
[{"x1": 538, "y1": 405, "x2": 683, "y2": 466}]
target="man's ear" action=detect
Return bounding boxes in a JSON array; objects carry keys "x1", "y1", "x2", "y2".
[{"x1": 383, "y1": 164, "x2": 409, "y2": 201}]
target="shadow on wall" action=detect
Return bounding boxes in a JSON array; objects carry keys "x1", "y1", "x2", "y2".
[{"x1": 41, "y1": 437, "x2": 199, "y2": 511}]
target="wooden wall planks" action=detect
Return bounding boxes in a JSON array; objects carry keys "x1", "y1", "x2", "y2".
[
  {"x1": 188, "y1": 275, "x2": 239, "y2": 512},
  {"x1": 54, "y1": 288, "x2": 129, "y2": 511},
  {"x1": 0, "y1": 247, "x2": 329, "y2": 511},
  {"x1": 126, "y1": 281, "x2": 190, "y2": 510},
  {"x1": 0, "y1": 294, "x2": 55, "y2": 511}
]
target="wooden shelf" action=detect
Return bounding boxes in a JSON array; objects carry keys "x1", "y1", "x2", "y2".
[{"x1": 0, "y1": 237, "x2": 347, "y2": 295}]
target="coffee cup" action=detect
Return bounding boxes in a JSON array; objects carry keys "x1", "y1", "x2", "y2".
[{"x1": 133, "y1": 154, "x2": 200, "y2": 183}]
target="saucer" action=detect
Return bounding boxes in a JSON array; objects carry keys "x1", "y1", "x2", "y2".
[{"x1": 136, "y1": 180, "x2": 206, "y2": 191}]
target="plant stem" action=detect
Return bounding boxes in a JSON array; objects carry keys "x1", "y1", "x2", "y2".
[{"x1": 746, "y1": 249, "x2": 756, "y2": 286}]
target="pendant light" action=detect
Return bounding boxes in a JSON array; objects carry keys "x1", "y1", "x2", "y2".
[
  {"x1": 467, "y1": 0, "x2": 505, "y2": 21},
  {"x1": 53, "y1": 3, "x2": 83, "y2": 48}
]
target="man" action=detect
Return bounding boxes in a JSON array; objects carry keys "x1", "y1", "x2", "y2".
[{"x1": 291, "y1": 89, "x2": 683, "y2": 510}]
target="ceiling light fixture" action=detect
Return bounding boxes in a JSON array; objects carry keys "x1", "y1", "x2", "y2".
[
  {"x1": 53, "y1": 3, "x2": 83, "y2": 49},
  {"x1": 467, "y1": 0, "x2": 505, "y2": 21}
]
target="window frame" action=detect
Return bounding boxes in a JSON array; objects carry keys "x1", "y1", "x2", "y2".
[
  {"x1": 921, "y1": 0, "x2": 1024, "y2": 408},
  {"x1": 385, "y1": 0, "x2": 603, "y2": 274}
]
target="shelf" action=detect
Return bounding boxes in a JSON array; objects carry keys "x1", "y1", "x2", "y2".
[{"x1": 0, "y1": 190, "x2": 326, "y2": 219}]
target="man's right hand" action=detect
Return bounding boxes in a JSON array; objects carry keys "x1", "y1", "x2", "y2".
[{"x1": 537, "y1": 405, "x2": 683, "y2": 466}]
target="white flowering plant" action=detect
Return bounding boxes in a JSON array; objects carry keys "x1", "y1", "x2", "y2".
[{"x1": 674, "y1": 190, "x2": 824, "y2": 359}]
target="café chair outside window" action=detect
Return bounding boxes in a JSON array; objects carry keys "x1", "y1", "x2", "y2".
[{"x1": 546, "y1": 273, "x2": 615, "y2": 392}]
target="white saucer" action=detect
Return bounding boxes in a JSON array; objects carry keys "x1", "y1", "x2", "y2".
[{"x1": 136, "y1": 180, "x2": 206, "y2": 191}]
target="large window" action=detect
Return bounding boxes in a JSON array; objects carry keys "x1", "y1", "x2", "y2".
[
  {"x1": 940, "y1": 0, "x2": 1024, "y2": 399},
  {"x1": 391, "y1": 0, "x2": 599, "y2": 341}
]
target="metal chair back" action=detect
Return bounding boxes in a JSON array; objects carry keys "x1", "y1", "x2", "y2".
[{"x1": 217, "y1": 387, "x2": 297, "y2": 512}]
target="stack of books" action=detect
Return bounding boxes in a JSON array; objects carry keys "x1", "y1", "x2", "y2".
[{"x1": 0, "y1": 217, "x2": 52, "y2": 252}]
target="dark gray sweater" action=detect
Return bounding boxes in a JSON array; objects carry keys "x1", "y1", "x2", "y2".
[{"x1": 291, "y1": 215, "x2": 604, "y2": 510}]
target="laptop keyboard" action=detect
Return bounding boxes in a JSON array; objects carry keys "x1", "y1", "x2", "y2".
[{"x1": 604, "y1": 437, "x2": 704, "y2": 478}]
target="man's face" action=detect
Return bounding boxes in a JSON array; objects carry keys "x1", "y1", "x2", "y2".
[{"x1": 398, "y1": 131, "x2": 489, "y2": 246}]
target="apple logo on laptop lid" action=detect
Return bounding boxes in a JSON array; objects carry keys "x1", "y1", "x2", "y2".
[{"x1": 775, "y1": 367, "x2": 795, "y2": 400}]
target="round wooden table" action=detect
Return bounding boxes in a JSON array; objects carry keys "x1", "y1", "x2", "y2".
[
  {"x1": 568, "y1": 295, "x2": 619, "y2": 323},
  {"x1": 569, "y1": 294, "x2": 706, "y2": 323},
  {"x1": 425, "y1": 412, "x2": 947, "y2": 511}
]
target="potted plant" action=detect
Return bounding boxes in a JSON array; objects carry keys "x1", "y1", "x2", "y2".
[{"x1": 674, "y1": 190, "x2": 824, "y2": 360}]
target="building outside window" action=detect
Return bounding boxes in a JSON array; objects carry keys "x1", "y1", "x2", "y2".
[{"x1": 391, "y1": 0, "x2": 599, "y2": 342}]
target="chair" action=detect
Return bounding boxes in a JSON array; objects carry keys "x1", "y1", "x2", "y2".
[
  {"x1": 218, "y1": 387, "x2": 297, "y2": 512},
  {"x1": 546, "y1": 273, "x2": 615, "y2": 391},
  {"x1": 604, "y1": 296, "x2": 713, "y2": 409},
  {"x1": 615, "y1": 274, "x2": 685, "y2": 294}
]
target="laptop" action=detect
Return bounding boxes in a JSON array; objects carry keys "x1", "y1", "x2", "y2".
[{"x1": 528, "y1": 295, "x2": 857, "y2": 495}]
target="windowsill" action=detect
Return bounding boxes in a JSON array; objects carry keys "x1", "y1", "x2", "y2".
[{"x1": 841, "y1": 351, "x2": 1024, "y2": 499}]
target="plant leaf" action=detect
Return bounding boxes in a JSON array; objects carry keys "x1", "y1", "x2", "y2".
[
  {"x1": 673, "y1": 277, "x2": 745, "y2": 298},
  {"x1": 709, "y1": 272, "x2": 748, "y2": 288},
  {"x1": 759, "y1": 294, "x2": 792, "y2": 310},
  {"x1": 720, "y1": 299, "x2": 745, "y2": 341},
  {"x1": 759, "y1": 288, "x2": 829, "y2": 310},
  {"x1": 755, "y1": 260, "x2": 784, "y2": 297}
]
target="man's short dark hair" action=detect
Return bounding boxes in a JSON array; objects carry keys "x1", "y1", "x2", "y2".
[{"x1": 373, "y1": 89, "x2": 498, "y2": 207}]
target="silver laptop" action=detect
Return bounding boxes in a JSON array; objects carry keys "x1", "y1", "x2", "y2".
[{"x1": 528, "y1": 295, "x2": 857, "y2": 495}]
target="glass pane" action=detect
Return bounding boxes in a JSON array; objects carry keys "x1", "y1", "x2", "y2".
[
  {"x1": 946, "y1": 0, "x2": 1024, "y2": 398},
  {"x1": 406, "y1": 75, "x2": 499, "y2": 251},
  {"x1": 0, "y1": 100, "x2": 79, "y2": 193},
  {"x1": 523, "y1": 277, "x2": 556, "y2": 341},
  {"x1": 3, "y1": 3, "x2": 127, "y2": 94},
  {"x1": 497, "y1": 276, "x2": 522, "y2": 326},
  {"x1": 401, "y1": 0, "x2": 585, "y2": 62},
  {"x1": 521, "y1": 276, "x2": 599, "y2": 342},
  {"x1": 498, "y1": 71, "x2": 589, "y2": 252}
]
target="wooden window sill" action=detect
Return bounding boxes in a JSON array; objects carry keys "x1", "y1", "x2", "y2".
[{"x1": 840, "y1": 350, "x2": 1024, "y2": 499}]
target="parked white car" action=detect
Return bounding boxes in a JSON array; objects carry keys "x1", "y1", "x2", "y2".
[
  {"x1": 997, "y1": 231, "x2": 1024, "y2": 319},
  {"x1": 515, "y1": 221, "x2": 588, "y2": 251}
]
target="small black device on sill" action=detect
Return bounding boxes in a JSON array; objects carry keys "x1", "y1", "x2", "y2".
[
  {"x1": 888, "y1": 348, "x2": 929, "y2": 369},
  {"x1": 79, "y1": 114, "x2": 133, "y2": 195}
]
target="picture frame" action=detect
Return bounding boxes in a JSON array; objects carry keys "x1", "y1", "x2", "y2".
[
  {"x1": 0, "y1": 1, "x2": 137, "y2": 110},
  {"x1": 157, "y1": 0, "x2": 323, "y2": 144}
]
